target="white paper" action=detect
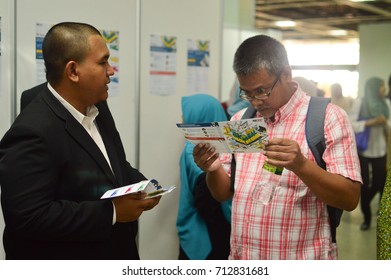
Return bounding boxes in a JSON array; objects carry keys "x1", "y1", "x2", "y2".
[
  {"x1": 100, "y1": 179, "x2": 175, "y2": 200},
  {"x1": 177, "y1": 118, "x2": 269, "y2": 153}
]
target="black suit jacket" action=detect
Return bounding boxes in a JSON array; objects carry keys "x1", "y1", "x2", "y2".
[
  {"x1": 0, "y1": 87, "x2": 146, "y2": 259},
  {"x1": 20, "y1": 83, "x2": 47, "y2": 111}
]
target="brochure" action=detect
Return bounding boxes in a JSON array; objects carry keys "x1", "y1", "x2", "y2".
[
  {"x1": 176, "y1": 117, "x2": 268, "y2": 153},
  {"x1": 100, "y1": 179, "x2": 176, "y2": 200}
]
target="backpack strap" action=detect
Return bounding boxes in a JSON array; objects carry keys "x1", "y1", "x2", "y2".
[
  {"x1": 306, "y1": 96, "x2": 342, "y2": 243},
  {"x1": 241, "y1": 106, "x2": 257, "y2": 120},
  {"x1": 305, "y1": 96, "x2": 330, "y2": 169},
  {"x1": 230, "y1": 106, "x2": 257, "y2": 193}
]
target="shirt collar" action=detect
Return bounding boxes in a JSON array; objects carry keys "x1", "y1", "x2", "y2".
[
  {"x1": 47, "y1": 83, "x2": 99, "y2": 124},
  {"x1": 261, "y1": 81, "x2": 304, "y2": 125}
]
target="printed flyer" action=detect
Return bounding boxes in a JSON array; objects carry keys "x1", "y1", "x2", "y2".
[
  {"x1": 177, "y1": 118, "x2": 268, "y2": 153},
  {"x1": 100, "y1": 179, "x2": 175, "y2": 200}
]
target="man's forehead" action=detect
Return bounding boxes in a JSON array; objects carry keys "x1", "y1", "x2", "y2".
[{"x1": 87, "y1": 35, "x2": 110, "y2": 57}]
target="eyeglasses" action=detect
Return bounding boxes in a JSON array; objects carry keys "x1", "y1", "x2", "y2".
[{"x1": 239, "y1": 72, "x2": 281, "y2": 101}]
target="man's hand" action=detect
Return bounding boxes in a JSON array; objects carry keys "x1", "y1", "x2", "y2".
[
  {"x1": 193, "y1": 143, "x2": 222, "y2": 172},
  {"x1": 366, "y1": 115, "x2": 387, "y2": 127},
  {"x1": 113, "y1": 192, "x2": 161, "y2": 223},
  {"x1": 263, "y1": 138, "x2": 307, "y2": 174}
]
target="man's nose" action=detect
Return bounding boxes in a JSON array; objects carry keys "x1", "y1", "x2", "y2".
[
  {"x1": 107, "y1": 62, "x2": 115, "y2": 76},
  {"x1": 250, "y1": 98, "x2": 265, "y2": 106}
]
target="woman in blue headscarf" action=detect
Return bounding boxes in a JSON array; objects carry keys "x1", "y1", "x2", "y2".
[
  {"x1": 350, "y1": 77, "x2": 390, "y2": 231},
  {"x1": 177, "y1": 93, "x2": 232, "y2": 260}
]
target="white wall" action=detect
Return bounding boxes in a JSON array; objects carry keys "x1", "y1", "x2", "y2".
[
  {"x1": 358, "y1": 22, "x2": 391, "y2": 97},
  {"x1": 0, "y1": 0, "x2": 14, "y2": 260},
  {"x1": 138, "y1": 0, "x2": 223, "y2": 260}
]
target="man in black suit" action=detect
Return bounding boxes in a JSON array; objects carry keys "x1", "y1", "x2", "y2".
[
  {"x1": 20, "y1": 82, "x2": 47, "y2": 111},
  {"x1": 0, "y1": 22, "x2": 161, "y2": 259}
]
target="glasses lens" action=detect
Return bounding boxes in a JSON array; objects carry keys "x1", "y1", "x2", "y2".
[
  {"x1": 239, "y1": 91, "x2": 250, "y2": 100},
  {"x1": 256, "y1": 87, "x2": 267, "y2": 94},
  {"x1": 254, "y1": 94, "x2": 268, "y2": 100}
]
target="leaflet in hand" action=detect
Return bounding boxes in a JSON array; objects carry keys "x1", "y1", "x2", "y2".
[
  {"x1": 177, "y1": 118, "x2": 268, "y2": 153},
  {"x1": 100, "y1": 179, "x2": 176, "y2": 199}
]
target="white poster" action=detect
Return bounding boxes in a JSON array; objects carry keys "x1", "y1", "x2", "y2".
[
  {"x1": 149, "y1": 34, "x2": 177, "y2": 96},
  {"x1": 101, "y1": 30, "x2": 120, "y2": 96},
  {"x1": 35, "y1": 22, "x2": 50, "y2": 85},
  {"x1": 187, "y1": 39, "x2": 210, "y2": 95},
  {"x1": 35, "y1": 22, "x2": 120, "y2": 96}
]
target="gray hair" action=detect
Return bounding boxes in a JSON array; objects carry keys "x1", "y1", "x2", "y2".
[{"x1": 233, "y1": 35, "x2": 289, "y2": 76}]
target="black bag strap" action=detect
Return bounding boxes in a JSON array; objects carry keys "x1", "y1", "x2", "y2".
[
  {"x1": 306, "y1": 97, "x2": 342, "y2": 243},
  {"x1": 305, "y1": 96, "x2": 330, "y2": 169}
]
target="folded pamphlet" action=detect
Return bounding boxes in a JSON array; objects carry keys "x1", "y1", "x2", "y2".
[
  {"x1": 100, "y1": 179, "x2": 176, "y2": 199},
  {"x1": 177, "y1": 118, "x2": 268, "y2": 153}
]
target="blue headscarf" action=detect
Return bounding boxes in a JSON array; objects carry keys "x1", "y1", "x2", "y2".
[
  {"x1": 227, "y1": 82, "x2": 250, "y2": 118},
  {"x1": 177, "y1": 93, "x2": 232, "y2": 260},
  {"x1": 361, "y1": 77, "x2": 389, "y2": 119}
]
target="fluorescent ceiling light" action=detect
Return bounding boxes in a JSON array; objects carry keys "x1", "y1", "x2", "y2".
[
  {"x1": 274, "y1": 20, "x2": 296, "y2": 27},
  {"x1": 329, "y1": 29, "x2": 348, "y2": 36}
]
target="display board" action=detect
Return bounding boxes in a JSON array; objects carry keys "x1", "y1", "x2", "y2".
[{"x1": 138, "y1": 0, "x2": 223, "y2": 259}]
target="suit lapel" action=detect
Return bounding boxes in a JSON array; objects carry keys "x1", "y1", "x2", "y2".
[
  {"x1": 98, "y1": 123, "x2": 123, "y2": 184},
  {"x1": 41, "y1": 89, "x2": 118, "y2": 186},
  {"x1": 95, "y1": 102, "x2": 124, "y2": 185}
]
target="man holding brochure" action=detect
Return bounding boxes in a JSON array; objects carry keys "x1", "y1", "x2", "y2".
[
  {"x1": 192, "y1": 35, "x2": 362, "y2": 259},
  {"x1": 0, "y1": 22, "x2": 160, "y2": 259}
]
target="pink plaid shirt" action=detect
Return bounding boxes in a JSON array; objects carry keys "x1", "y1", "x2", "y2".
[{"x1": 221, "y1": 87, "x2": 362, "y2": 259}]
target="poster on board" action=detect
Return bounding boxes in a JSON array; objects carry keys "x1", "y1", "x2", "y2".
[
  {"x1": 187, "y1": 39, "x2": 210, "y2": 95},
  {"x1": 149, "y1": 34, "x2": 177, "y2": 96},
  {"x1": 35, "y1": 22, "x2": 120, "y2": 96},
  {"x1": 101, "y1": 30, "x2": 120, "y2": 96}
]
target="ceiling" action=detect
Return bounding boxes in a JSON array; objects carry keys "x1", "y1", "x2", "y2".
[{"x1": 255, "y1": 0, "x2": 391, "y2": 41}]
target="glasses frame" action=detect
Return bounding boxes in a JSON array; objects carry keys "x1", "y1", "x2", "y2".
[{"x1": 239, "y1": 72, "x2": 281, "y2": 101}]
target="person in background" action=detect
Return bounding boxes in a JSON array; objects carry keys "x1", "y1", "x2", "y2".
[
  {"x1": 20, "y1": 83, "x2": 47, "y2": 111},
  {"x1": 293, "y1": 76, "x2": 317, "y2": 96},
  {"x1": 330, "y1": 83, "x2": 351, "y2": 113},
  {"x1": 316, "y1": 88, "x2": 326, "y2": 97},
  {"x1": 387, "y1": 74, "x2": 391, "y2": 103},
  {"x1": 177, "y1": 93, "x2": 232, "y2": 260},
  {"x1": 192, "y1": 35, "x2": 361, "y2": 260},
  {"x1": 349, "y1": 77, "x2": 390, "y2": 231},
  {"x1": 226, "y1": 79, "x2": 250, "y2": 118},
  {"x1": 0, "y1": 22, "x2": 161, "y2": 260}
]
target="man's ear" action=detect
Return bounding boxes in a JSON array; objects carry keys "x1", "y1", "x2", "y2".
[
  {"x1": 281, "y1": 65, "x2": 292, "y2": 80},
  {"x1": 65, "y1": 61, "x2": 79, "y2": 82}
]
